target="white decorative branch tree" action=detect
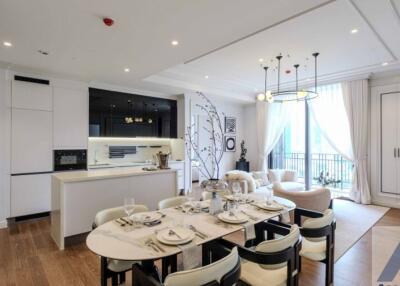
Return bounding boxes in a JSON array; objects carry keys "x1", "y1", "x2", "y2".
[{"x1": 185, "y1": 92, "x2": 225, "y2": 180}]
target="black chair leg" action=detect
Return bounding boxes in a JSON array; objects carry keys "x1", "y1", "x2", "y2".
[
  {"x1": 298, "y1": 256, "x2": 302, "y2": 272},
  {"x1": 119, "y1": 272, "x2": 126, "y2": 284},
  {"x1": 100, "y1": 257, "x2": 108, "y2": 286},
  {"x1": 111, "y1": 274, "x2": 118, "y2": 286},
  {"x1": 325, "y1": 250, "x2": 334, "y2": 286}
]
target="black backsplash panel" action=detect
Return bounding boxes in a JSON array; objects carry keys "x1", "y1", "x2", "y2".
[{"x1": 89, "y1": 88, "x2": 177, "y2": 138}]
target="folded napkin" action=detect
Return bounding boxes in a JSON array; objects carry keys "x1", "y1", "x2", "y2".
[
  {"x1": 244, "y1": 222, "x2": 256, "y2": 241},
  {"x1": 178, "y1": 242, "x2": 202, "y2": 270}
]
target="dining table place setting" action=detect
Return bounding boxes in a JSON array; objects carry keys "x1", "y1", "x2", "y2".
[{"x1": 86, "y1": 193, "x2": 295, "y2": 265}]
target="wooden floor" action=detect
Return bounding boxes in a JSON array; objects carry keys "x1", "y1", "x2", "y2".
[{"x1": 0, "y1": 208, "x2": 399, "y2": 286}]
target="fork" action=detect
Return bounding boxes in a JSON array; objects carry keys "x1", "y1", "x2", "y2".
[
  {"x1": 189, "y1": 225, "x2": 207, "y2": 239},
  {"x1": 150, "y1": 239, "x2": 166, "y2": 252},
  {"x1": 168, "y1": 229, "x2": 183, "y2": 239},
  {"x1": 145, "y1": 239, "x2": 159, "y2": 252}
]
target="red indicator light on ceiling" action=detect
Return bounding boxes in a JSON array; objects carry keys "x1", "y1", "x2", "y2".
[{"x1": 103, "y1": 18, "x2": 114, "y2": 27}]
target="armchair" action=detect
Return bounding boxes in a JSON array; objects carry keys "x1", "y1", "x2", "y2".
[
  {"x1": 272, "y1": 183, "x2": 331, "y2": 213},
  {"x1": 295, "y1": 208, "x2": 336, "y2": 286},
  {"x1": 132, "y1": 244, "x2": 240, "y2": 286},
  {"x1": 219, "y1": 221, "x2": 301, "y2": 286}
]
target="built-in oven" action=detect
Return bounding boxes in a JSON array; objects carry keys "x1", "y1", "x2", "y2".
[{"x1": 54, "y1": 149, "x2": 87, "y2": 171}]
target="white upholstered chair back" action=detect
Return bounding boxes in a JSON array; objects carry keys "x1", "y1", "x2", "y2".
[
  {"x1": 268, "y1": 169, "x2": 298, "y2": 183},
  {"x1": 273, "y1": 183, "x2": 331, "y2": 213},
  {"x1": 158, "y1": 196, "x2": 188, "y2": 209},
  {"x1": 303, "y1": 209, "x2": 335, "y2": 242},
  {"x1": 94, "y1": 205, "x2": 149, "y2": 226},
  {"x1": 164, "y1": 247, "x2": 239, "y2": 286},
  {"x1": 255, "y1": 224, "x2": 300, "y2": 270}
]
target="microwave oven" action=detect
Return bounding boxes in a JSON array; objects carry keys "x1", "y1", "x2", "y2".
[{"x1": 54, "y1": 149, "x2": 87, "y2": 171}]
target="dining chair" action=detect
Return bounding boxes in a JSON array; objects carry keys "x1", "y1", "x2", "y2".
[
  {"x1": 158, "y1": 196, "x2": 188, "y2": 209},
  {"x1": 219, "y1": 222, "x2": 301, "y2": 286},
  {"x1": 294, "y1": 208, "x2": 336, "y2": 286},
  {"x1": 93, "y1": 204, "x2": 149, "y2": 286},
  {"x1": 133, "y1": 246, "x2": 241, "y2": 286}
]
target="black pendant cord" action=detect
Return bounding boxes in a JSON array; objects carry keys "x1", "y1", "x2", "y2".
[
  {"x1": 313, "y1": 52, "x2": 319, "y2": 92},
  {"x1": 294, "y1": 64, "x2": 300, "y2": 93},
  {"x1": 263, "y1": 66, "x2": 269, "y2": 95},
  {"x1": 276, "y1": 55, "x2": 282, "y2": 94}
]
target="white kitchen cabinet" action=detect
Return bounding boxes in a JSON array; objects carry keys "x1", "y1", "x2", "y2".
[
  {"x1": 11, "y1": 109, "x2": 53, "y2": 173},
  {"x1": 169, "y1": 161, "x2": 184, "y2": 191},
  {"x1": 53, "y1": 87, "x2": 88, "y2": 149},
  {"x1": 11, "y1": 173, "x2": 51, "y2": 217},
  {"x1": 12, "y1": 80, "x2": 52, "y2": 111}
]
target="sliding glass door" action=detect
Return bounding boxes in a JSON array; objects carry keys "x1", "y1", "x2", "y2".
[
  {"x1": 270, "y1": 85, "x2": 352, "y2": 196},
  {"x1": 271, "y1": 102, "x2": 306, "y2": 184}
]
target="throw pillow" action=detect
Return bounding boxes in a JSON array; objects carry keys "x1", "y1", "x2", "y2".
[{"x1": 252, "y1": 171, "x2": 269, "y2": 186}]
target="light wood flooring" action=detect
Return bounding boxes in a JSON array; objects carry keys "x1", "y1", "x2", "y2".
[{"x1": 0, "y1": 208, "x2": 399, "y2": 286}]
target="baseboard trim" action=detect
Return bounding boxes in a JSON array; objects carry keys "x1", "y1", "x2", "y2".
[{"x1": 0, "y1": 220, "x2": 7, "y2": 229}]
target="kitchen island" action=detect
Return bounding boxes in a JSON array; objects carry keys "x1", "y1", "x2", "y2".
[{"x1": 51, "y1": 167, "x2": 178, "y2": 250}]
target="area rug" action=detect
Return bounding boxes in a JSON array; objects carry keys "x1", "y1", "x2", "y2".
[{"x1": 333, "y1": 199, "x2": 389, "y2": 261}]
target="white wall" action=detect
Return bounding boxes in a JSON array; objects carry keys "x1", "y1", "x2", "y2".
[
  {"x1": 0, "y1": 69, "x2": 11, "y2": 227},
  {"x1": 243, "y1": 104, "x2": 258, "y2": 171},
  {"x1": 187, "y1": 93, "x2": 247, "y2": 180}
]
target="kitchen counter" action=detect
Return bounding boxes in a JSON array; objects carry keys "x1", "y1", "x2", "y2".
[
  {"x1": 51, "y1": 165, "x2": 180, "y2": 250},
  {"x1": 53, "y1": 166, "x2": 177, "y2": 183}
]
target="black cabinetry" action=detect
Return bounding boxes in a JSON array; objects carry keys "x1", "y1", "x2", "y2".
[{"x1": 89, "y1": 88, "x2": 177, "y2": 138}]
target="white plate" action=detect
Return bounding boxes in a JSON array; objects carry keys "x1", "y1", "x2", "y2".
[
  {"x1": 218, "y1": 211, "x2": 248, "y2": 224},
  {"x1": 156, "y1": 227, "x2": 195, "y2": 245},
  {"x1": 131, "y1": 212, "x2": 162, "y2": 223},
  {"x1": 254, "y1": 202, "x2": 283, "y2": 211}
]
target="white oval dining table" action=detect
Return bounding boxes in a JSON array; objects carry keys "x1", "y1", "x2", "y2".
[{"x1": 86, "y1": 194, "x2": 296, "y2": 262}]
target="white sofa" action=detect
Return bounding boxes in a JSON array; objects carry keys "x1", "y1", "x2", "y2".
[{"x1": 224, "y1": 169, "x2": 305, "y2": 194}]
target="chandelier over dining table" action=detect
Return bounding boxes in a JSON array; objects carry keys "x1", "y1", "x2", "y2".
[{"x1": 257, "y1": 52, "x2": 319, "y2": 103}]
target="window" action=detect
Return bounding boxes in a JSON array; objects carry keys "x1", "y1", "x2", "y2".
[{"x1": 270, "y1": 83, "x2": 352, "y2": 196}]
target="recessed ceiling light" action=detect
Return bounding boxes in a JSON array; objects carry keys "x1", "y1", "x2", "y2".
[
  {"x1": 124, "y1": 68, "x2": 130, "y2": 72},
  {"x1": 3, "y1": 41, "x2": 12, "y2": 47},
  {"x1": 171, "y1": 40, "x2": 179, "y2": 46},
  {"x1": 258, "y1": 58, "x2": 264, "y2": 63},
  {"x1": 204, "y1": 75, "x2": 209, "y2": 79},
  {"x1": 382, "y1": 62, "x2": 388, "y2": 66},
  {"x1": 350, "y1": 28, "x2": 359, "y2": 34}
]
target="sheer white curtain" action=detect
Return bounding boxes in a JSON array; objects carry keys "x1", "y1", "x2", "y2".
[
  {"x1": 309, "y1": 80, "x2": 371, "y2": 204},
  {"x1": 256, "y1": 101, "x2": 293, "y2": 171},
  {"x1": 308, "y1": 83, "x2": 353, "y2": 160},
  {"x1": 342, "y1": 79, "x2": 371, "y2": 204}
]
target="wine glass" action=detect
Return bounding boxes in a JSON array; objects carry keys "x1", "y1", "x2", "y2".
[
  {"x1": 123, "y1": 197, "x2": 136, "y2": 219},
  {"x1": 232, "y1": 181, "x2": 241, "y2": 210},
  {"x1": 264, "y1": 189, "x2": 273, "y2": 206},
  {"x1": 185, "y1": 190, "x2": 196, "y2": 214}
]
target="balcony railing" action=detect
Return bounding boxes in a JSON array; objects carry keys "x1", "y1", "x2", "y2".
[{"x1": 271, "y1": 152, "x2": 353, "y2": 190}]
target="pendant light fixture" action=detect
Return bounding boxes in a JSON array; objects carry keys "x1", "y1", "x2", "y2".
[
  {"x1": 257, "y1": 53, "x2": 319, "y2": 103},
  {"x1": 125, "y1": 100, "x2": 134, "y2": 124}
]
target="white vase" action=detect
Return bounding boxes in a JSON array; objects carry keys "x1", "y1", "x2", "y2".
[{"x1": 203, "y1": 179, "x2": 227, "y2": 215}]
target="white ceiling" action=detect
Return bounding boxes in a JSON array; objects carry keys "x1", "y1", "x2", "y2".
[
  {"x1": 146, "y1": 0, "x2": 400, "y2": 102},
  {"x1": 0, "y1": 0, "x2": 400, "y2": 103}
]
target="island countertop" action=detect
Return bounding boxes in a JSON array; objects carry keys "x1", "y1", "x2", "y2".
[{"x1": 52, "y1": 166, "x2": 177, "y2": 183}]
